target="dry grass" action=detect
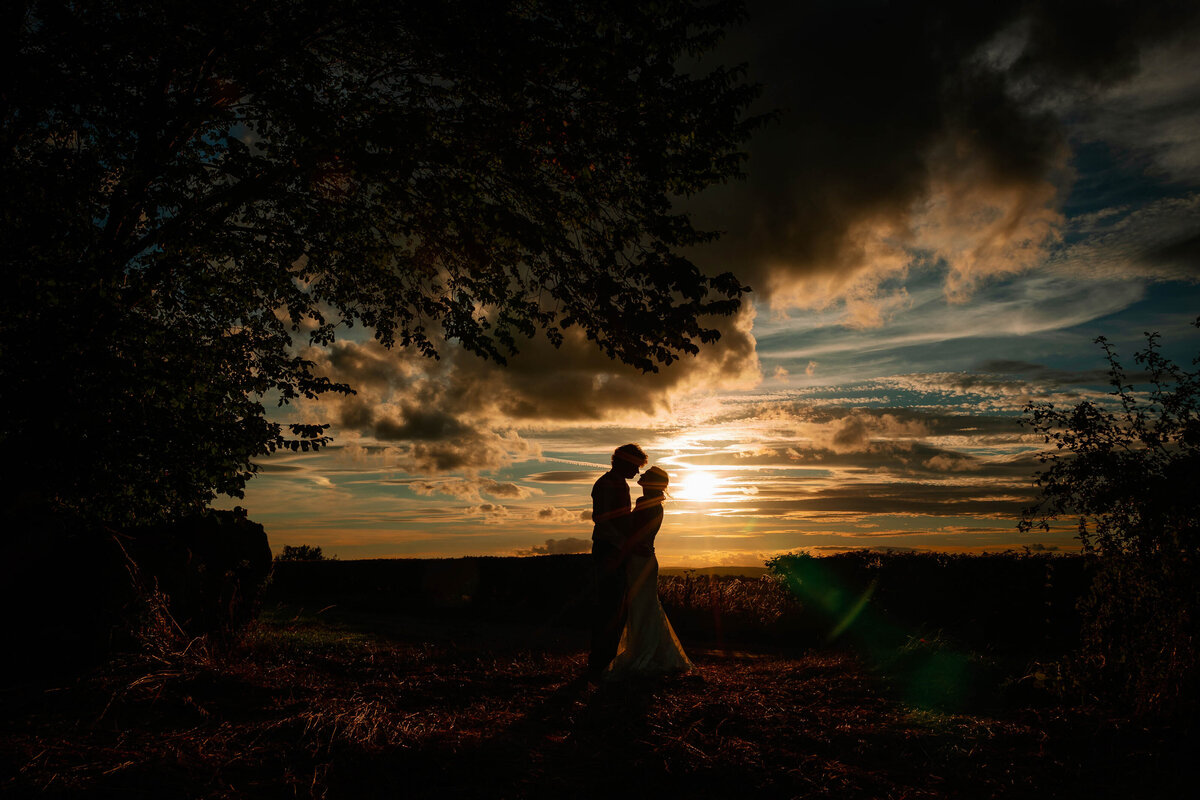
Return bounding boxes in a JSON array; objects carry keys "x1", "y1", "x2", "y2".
[
  {"x1": 1, "y1": 606, "x2": 1191, "y2": 799},
  {"x1": 659, "y1": 574, "x2": 799, "y2": 625}
]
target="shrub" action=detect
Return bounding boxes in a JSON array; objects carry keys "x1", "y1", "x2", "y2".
[
  {"x1": 2, "y1": 507, "x2": 273, "y2": 680},
  {"x1": 1021, "y1": 319, "x2": 1200, "y2": 718},
  {"x1": 129, "y1": 508, "x2": 274, "y2": 641}
]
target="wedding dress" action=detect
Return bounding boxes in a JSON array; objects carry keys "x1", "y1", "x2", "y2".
[{"x1": 606, "y1": 495, "x2": 692, "y2": 677}]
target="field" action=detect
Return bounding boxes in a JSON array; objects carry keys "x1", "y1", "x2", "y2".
[{"x1": 1, "y1": 554, "x2": 1193, "y2": 798}]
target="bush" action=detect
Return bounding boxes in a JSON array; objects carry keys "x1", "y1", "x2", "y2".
[
  {"x1": 765, "y1": 550, "x2": 1083, "y2": 654},
  {"x1": 128, "y1": 508, "x2": 274, "y2": 641},
  {"x1": 1022, "y1": 319, "x2": 1200, "y2": 718},
  {"x1": 2, "y1": 507, "x2": 273, "y2": 680}
]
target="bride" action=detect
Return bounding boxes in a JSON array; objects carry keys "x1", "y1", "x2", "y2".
[{"x1": 606, "y1": 466, "x2": 693, "y2": 677}]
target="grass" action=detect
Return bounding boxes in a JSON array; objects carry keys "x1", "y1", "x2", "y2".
[{"x1": 1, "y1": 602, "x2": 1192, "y2": 799}]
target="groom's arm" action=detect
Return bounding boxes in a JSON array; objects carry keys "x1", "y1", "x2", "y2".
[{"x1": 591, "y1": 476, "x2": 631, "y2": 547}]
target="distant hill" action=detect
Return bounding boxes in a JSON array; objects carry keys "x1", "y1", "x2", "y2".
[{"x1": 659, "y1": 566, "x2": 768, "y2": 578}]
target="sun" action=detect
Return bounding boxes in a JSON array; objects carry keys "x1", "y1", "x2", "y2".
[{"x1": 673, "y1": 469, "x2": 721, "y2": 501}]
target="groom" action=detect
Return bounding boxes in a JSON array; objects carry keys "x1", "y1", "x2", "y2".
[{"x1": 587, "y1": 442, "x2": 648, "y2": 677}]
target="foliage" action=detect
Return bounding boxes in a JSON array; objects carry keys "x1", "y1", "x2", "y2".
[
  {"x1": 1, "y1": 0, "x2": 761, "y2": 527},
  {"x1": 765, "y1": 549, "x2": 1083, "y2": 654},
  {"x1": 3, "y1": 507, "x2": 273, "y2": 678},
  {"x1": 134, "y1": 508, "x2": 275, "y2": 639},
  {"x1": 1020, "y1": 319, "x2": 1200, "y2": 717},
  {"x1": 275, "y1": 544, "x2": 335, "y2": 562}
]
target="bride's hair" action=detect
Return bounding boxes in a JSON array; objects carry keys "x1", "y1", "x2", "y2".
[{"x1": 638, "y1": 465, "x2": 669, "y2": 493}]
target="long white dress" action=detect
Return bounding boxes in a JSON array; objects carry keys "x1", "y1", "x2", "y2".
[{"x1": 606, "y1": 496, "x2": 692, "y2": 677}]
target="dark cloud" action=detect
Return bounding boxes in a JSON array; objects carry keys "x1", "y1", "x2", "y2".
[
  {"x1": 1015, "y1": 0, "x2": 1200, "y2": 86},
  {"x1": 373, "y1": 406, "x2": 468, "y2": 441},
  {"x1": 975, "y1": 359, "x2": 1114, "y2": 385},
  {"x1": 445, "y1": 310, "x2": 760, "y2": 422},
  {"x1": 302, "y1": 309, "x2": 758, "y2": 473},
  {"x1": 689, "y1": 0, "x2": 1200, "y2": 318},
  {"x1": 324, "y1": 343, "x2": 406, "y2": 391},
  {"x1": 516, "y1": 537, "x2": 592, "y2": 556},
  {"x1": 403, "y1": 436, "x2": 538, "y2": 474},
  {"x1": 526, "y1": 471, "x2": 598, "y2": 483},
  {"x1": 1143, "y1": 231, "x2": 1200, "y2": 274}
]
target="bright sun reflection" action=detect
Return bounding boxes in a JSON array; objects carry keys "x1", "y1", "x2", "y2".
[{"x1": 672, "y1": 468, "x2": 721, "y2": 501}]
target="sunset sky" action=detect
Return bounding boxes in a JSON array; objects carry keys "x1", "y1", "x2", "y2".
[{"x1": 221, "y1": 1, "x2": 1200, "y2": 566}]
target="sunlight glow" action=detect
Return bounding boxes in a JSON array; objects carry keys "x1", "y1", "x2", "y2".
[{"x1": 673, "y1": 468, "x2": 722, "y2": 502}]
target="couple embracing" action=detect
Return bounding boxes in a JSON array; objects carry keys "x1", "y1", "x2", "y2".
[{"x1": 587, "y1": 443, "x2": 692, "y2": 681}]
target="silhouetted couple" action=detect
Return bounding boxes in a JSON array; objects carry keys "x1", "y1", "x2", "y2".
[{"x1": 587, "y1": 443, "x2": 692, "y2": 681}]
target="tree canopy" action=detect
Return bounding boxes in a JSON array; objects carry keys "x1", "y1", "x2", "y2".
[{"x1": 1, "y1": 0, "x2": 761, "y2": 526}]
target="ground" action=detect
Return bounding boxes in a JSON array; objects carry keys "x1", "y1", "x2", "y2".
[{"x1": 0, "y1": 608, "x2": 1190, "y2": 798}]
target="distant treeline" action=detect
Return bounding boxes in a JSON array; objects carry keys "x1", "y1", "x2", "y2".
[{"x1": 269, "y1": 551, "x2": 1086, "y2": 655}]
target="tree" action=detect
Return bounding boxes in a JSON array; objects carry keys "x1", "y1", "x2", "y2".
[
  {"x1": 275, "y1": 544, "x2": 334, "y2": 562},
  {"x1": 1021, "y1": 318, "x2": 1200, "y2": 716},
  {"x1": 1, "y1": 1, "x2": 761, "y2": 527}
]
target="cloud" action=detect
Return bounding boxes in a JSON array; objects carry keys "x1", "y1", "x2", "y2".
[
  {"x1": 408, "y1": 478, "x2": 541, "y2": 502},
  {"x1": 453, "y1": 306, "x2": 761, "y2": 422},
  {"x1": 707, "y1": 404, "x2": 934, "y2": 453},
  {"x1": 974, "y1": 359, "x2": 1113, "y2": 386},
  {"x1": 719, "y1": 481, "x2": 1036, "y2": 519},
  {"x1": 922, "y1": 453, "x2": 982, "y2": 473},
  {"x1": 873, "y1": 372, "x2": 1098, "y2": 408},
  {"x1": 516, "y1": 536, "x2": 592, "y2": 556},
  {"x1": 762, "y1": 272, "x2": 1148, "y2": 362},
  {"x1": 1067, "y1": 37, "x2": 1200, "y2": 184},
  {"x1": 687, "y1": 0, "x2": 1200, "y2": 324},
  {"x1": 689, "y1": 2, "x2": 1071, "y2": 319},
  {"x1": 533, "y1": 507, "x2": 592, "y2": 524},
  {"x1": 295, "y1": 302, "x2": 761, "y2": 475},
  {"x1": 467, "y1": 503, "x2": 512, "y2": 523},
  {"x1": 526, "y1": 471, "x2": 598, "y2": 483},
  {"x1": 1050, "y1": 194, "x2": 1200, "y2": 282},
  {"x1": 822, "y1": 411, "x2": 929, "y2": 453},
  {"x1": 402, "y1": 432, "x2": 541, "y2": 474},
  {"x1": 671, "y1": 442, "x2": 1039, "y2": 483},
  {"x1": 1011, "y1": 1, "x2": 1200, "y2": 88}
]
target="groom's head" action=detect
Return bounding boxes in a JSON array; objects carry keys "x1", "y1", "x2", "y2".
[{"x1": 612, "y1": 443, "x2": 648, "y2": 480}]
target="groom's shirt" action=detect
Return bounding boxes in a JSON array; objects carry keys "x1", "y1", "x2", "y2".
[{"x1": 591, "y1": 470, "x2": 632, "y2": 547}]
